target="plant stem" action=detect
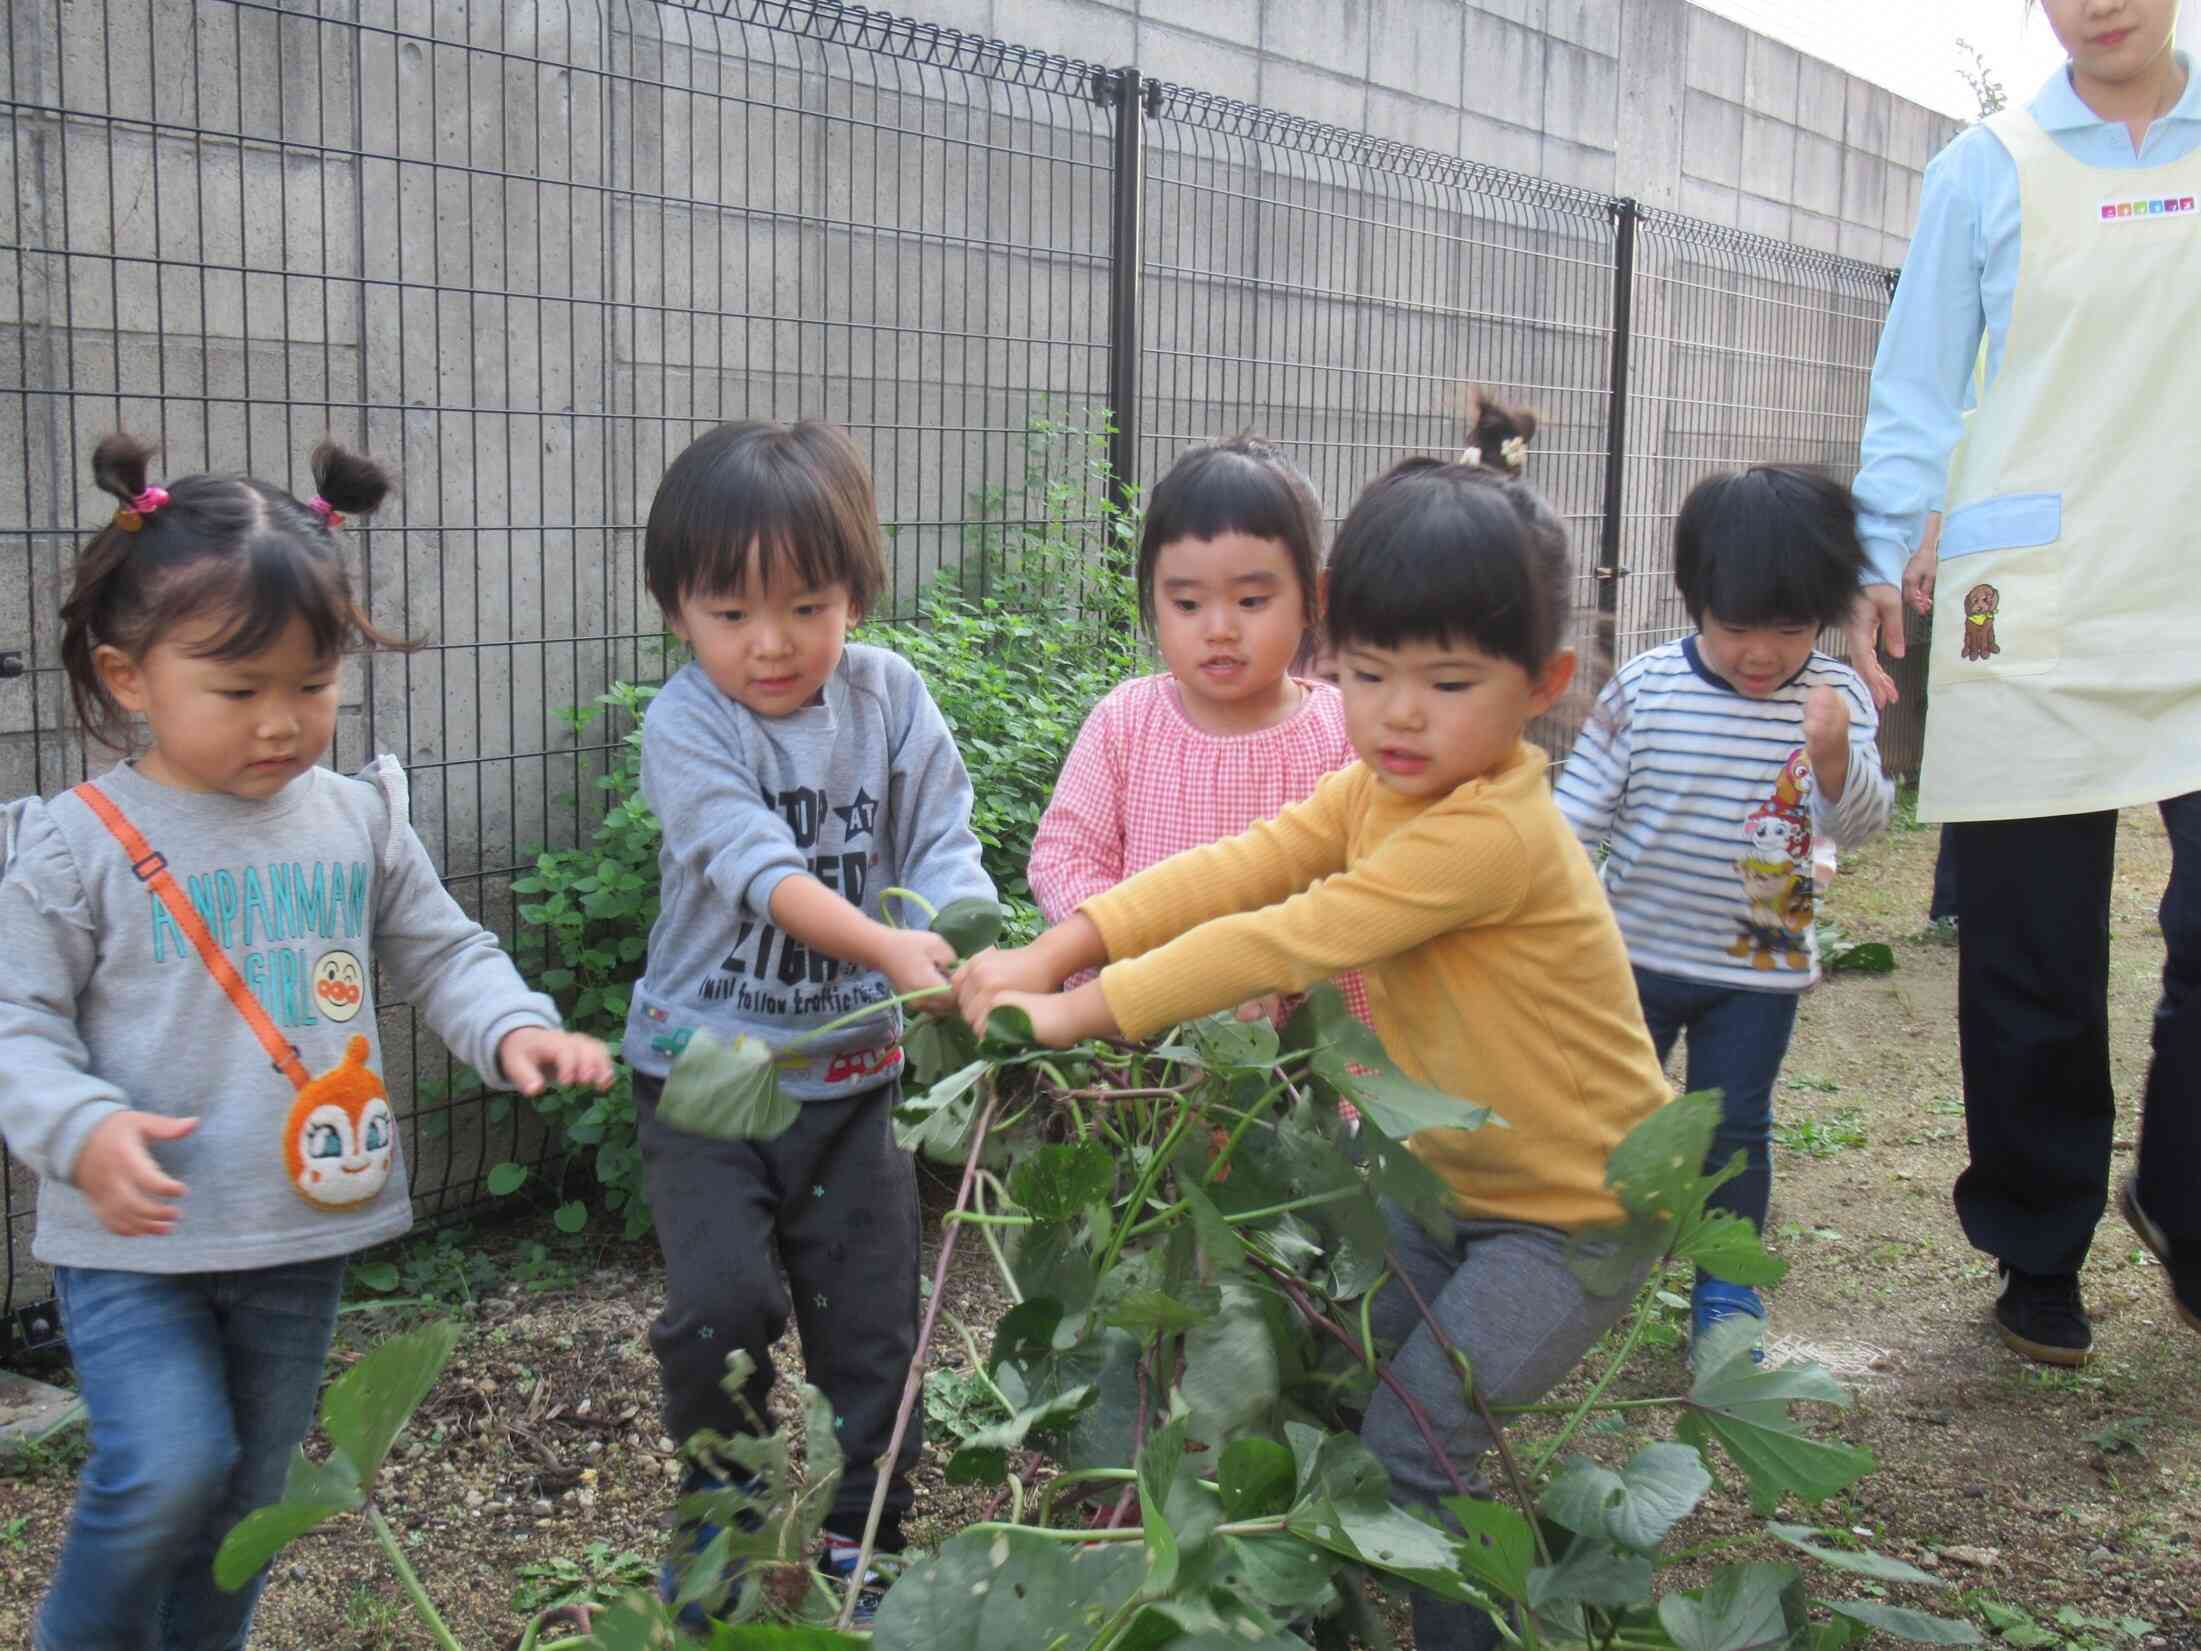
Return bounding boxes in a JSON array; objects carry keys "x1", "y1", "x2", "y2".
[
  {"x1": 972, "y1": 1171, "x2": 1024, "y2": 1304},
  {"x1": 1093, "y1": 1110, "x2": 1193, "y2": 1278},
  {"x1": 1121, "y1": 1181, "x2": 1367, "y2": 1244},
  {"x1": 1203, "y1": 1079, "x2": 1287, "y2": 1184},
  {"x1": 834, "y1": 1078, "x2": 1003, "y2": 1632},
  {"x1": 1037, "y1": 1466, "x2": 1137, "y2": 1527},
  {"x1": 1250, "y1": 1259, "x2": 1468, "y2": 1500},
  {"x1": 1526, "y1": 1288, "x2": 1657, "y2": 1483},
  {"x1": 365, "y1": 1505, "x2": 465, "y2": 1651},
  {"x1": 945, "y1": 1209, "x2": 1034, "y2": 1226},
  {"x1": 789, "y1": 984, "x2": 949, "y2": 1053},
  {"x1": 967, "y1": 1515, "x2": 1288, "y2": 1544},
  {"x1": 1486, "y1": 1396, "x2": 1674, "y2": 1417}
]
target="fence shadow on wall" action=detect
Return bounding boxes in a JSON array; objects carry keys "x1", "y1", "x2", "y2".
[{"x1": 0, "y1": 0, "x2": 1899, "y2": 1361}]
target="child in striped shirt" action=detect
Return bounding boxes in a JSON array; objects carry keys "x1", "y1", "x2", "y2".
[
  {"x1": 1028, "y1": 435, "x2": 1371, "y2": 1028},
  {"x1": 1556, "y1": 466, "x2": 1893, "y2": 1357}
]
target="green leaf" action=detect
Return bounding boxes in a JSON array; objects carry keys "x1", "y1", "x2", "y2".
[
  {"x1": 1211, "y1": 1533, "x2": 1339, "y2": 1614},
  {"x1": 1540, "y1": 1443, "x2": 1712, "y2": 1552},
  {"x1": 1357, "y1": 1119, "x2": 1457, "y2": 1241},
  {"x1": 1105, "y1": 1286, "x2": 1216, "y2": 1338},
  {"x1": 869, "y1": 1526, "x2": 1145, "y2": 1651},
  {"x1": 486, "y1": 1161, "x2": 528, "y2": 1196},
  {"x1": 1190, "y1": 1010, "x2": 1282, "y2": 1072},
  {"x1": 931, "y1": 896, "x2": 1006, "y2": 959},
  {"x1": 213, "y1": 1450, "x2": 362, "y2": 1588},
  {"x1": 1284, "y1": 984, "x2": 1502, "y2": 1141},
  {"x1": 1656, "y1": 1561, "x2": 1803, "y2": 1651},
  {"x1": 1138, "y1": 1413, "x2": 1192, "y2": 1593},
  {"x1": 320, "y1": 1319, "x2": 462, "y2": 1482},
  {"x1": 981, "y1": 1005, "x2": 1036, "y2": 1051},
  {"x1": 1824, "y1": 940, "x2": 1897, "y2": 975},
  {"x1": 1287, "y1": 1495, "x2": 1487, "y2": 1604},
  {"x1": 554, "y1": 1201, "x2": 588, "y2": 1234},
  {"x1": 1675, "y1": 1406, "x2": 1874, "y2": 1518},
  {"x1": 1180, "y1": 1280, "x2": 1280, "y2": 1448},
  {"x1": 1218, "y1": 1438, "x2": 1299, "y2": 1520},
  {"x1": 893, "y1": 1059, "x2": 991, "y2": 1162},
  {"x1": 942, "y1": 1382, "x2": 1097, "y2": 1486},
  {"x1": 1766, "y1": 1522, "x2": 1947, "y2": 1586},
  {"x1": 659, "y1": 1031, "x2": 800, "y2": 1142},
  {"x1": 1007, "y1": 1141, "x2": 1115, "y2": 1222},
  {"x1": 350, "y1": 1261, "x2": 400, "y2": 1294},
  {"x1": 1681, "y1": 1212, "x2": 1791, "y2": 1288},
  {"x1": 1178, "y1": 1179, "x2": 1248, "y2": 1274},
  {"x1": 1607, "y1": 1090, "x2": 1727, "y2": 1225},
  {"x1": 1527, "y1": 1537, "x2": 1656, "y2": 1612},
  {"x1": 1828, "y1": 1602, "x2": 1983, "y2": 1644},
  {"x1": 902, "y1": 1013, "x2": 980, "y2": 1086},
  {"x1": 706, "y1": 1624, "x2": 873, "y2": 1649},
  {"x1": 1440, "y1": 1496, "x2": 1539, "y2": 1605}
]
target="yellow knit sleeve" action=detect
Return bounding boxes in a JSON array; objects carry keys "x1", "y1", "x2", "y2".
[
  {"x1": 1097, "y1": 791, "x2": 1532, "y2": 1040},
  {"x1": 1080, "y1": 767, "x2": 1359, "y2": 964}
]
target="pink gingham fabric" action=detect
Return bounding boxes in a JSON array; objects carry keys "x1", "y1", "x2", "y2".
[{"x1": 1029, "y1": 672, "x2": 1376, "y2": 1030}]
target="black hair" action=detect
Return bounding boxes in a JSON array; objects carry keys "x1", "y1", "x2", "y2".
[
  {"x1": 644, "y1": 420, "x2": 887, "y2": 618},
  {"x1": 61, "y1": 434, "x2": 406, "y2": 750},
  {"x1": 1323, "y1": 395, "x2": 1572, "y2": 672},
  {"x1": 1671, "y1": 466, "x2": 1866, "y2": 631},
  {"x1": 1134, "y1": 435, "x2": 1324, "y2": 633}
]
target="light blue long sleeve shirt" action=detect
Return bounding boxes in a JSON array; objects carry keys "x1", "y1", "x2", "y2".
[{"x1": 1852, "y1": 54, "x2": 2201, "y2": 585}]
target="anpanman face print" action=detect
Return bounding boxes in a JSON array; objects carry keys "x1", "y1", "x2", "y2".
[
  {"x1": 282, "y1": 1034, "x2": 395, "y2": 1209},
  {"x1": 312, "y1": 948, "x2": 366, "y2": 1023}
]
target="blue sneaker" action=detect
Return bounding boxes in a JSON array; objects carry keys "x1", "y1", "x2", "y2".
[
  {"x1": 1690, "y1": 1279, "x2": 1766, "y2": 1369},
  {"x1": 660, "y1": 1468, "x2": 762, "y2": 1631},
  {"x1": 818, "y1": 1533, "x2": 896, "y2": 1629}
]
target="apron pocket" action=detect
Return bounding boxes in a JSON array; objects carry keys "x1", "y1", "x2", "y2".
[{"x1": 1933, "y1": 492, "x2": 2062, "y2": 680}]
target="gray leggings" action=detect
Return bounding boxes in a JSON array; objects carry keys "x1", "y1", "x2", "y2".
[{"x1": 1360, "y1": 1201, "x2": 1648, "y2": 1651}]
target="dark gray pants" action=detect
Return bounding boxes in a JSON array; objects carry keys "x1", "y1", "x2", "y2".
[
  {"x1": 1361, "y1": 1202, "x2": 1648, "y2": 1651},
  {"x1": 635, "y1": 1072, "x2": 923, "y2": 1544}
]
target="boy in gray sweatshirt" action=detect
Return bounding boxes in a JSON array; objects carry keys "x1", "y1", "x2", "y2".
[{"x1": 624, "y1": 421, "x2": 992, "y2": 1619}]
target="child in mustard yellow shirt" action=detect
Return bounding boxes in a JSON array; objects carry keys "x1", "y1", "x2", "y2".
[{"x1": 956, "y1": 399, "x2": 1672, "y2": 1651}]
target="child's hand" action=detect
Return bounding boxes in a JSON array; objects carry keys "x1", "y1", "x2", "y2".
[
  {"x1": 961, "y1": 984, "x2": 1105, "y2": 1048},
  {"x1": 1234, "y1": 994, "x2": 1282, "y2": 1024},
  {"x1": 1802, "y1": 686, "x2": 1851, "y2": 804},
  {"x1": 498, "y1": 1027, "x2": 617, "y2": 1097},
  {"x1": 75, "y1": 1110, "x2": 196, "y2": 1237},
  {"x1": 952, "y1": 944, "x2": 1063, "y2": 1021},
  {"x1": 1902, "y1": 538, "x2": 1938, "y2": 616},
  {"x1": 874, "y1": 926, "x2": 958, "y2": 1013}
]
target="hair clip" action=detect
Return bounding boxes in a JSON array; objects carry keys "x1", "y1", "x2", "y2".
[
  {"x1": 308, "y1": 494, "x2": 345, "y2": 529},
  {"x1": 1458, "y1": 445, "x2": 1482, "y2": 468},
  {"x1": 1499, "y1": 436, "x2": 1529, "y2": 473},
  {"x1": 114, "y1": 484, "x2": 171, "y2": 533}
]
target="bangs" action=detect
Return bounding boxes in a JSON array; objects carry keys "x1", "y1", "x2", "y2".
[
  {"x1": 172, "y1": 534, "x2": 361, "y2": 664},
  {"x1": 1324, "y1": 470, "x2": 1559, "y2": 669},
  {"x1": 1672, "y1": 468, "x2": 1864, "y2": 630},
  {"x1": 645, "y1": 421, "x2": 886, "y2": 615},
  {"x1": 1137, "y1": 440, "x2": 1323, "y2": 626}
]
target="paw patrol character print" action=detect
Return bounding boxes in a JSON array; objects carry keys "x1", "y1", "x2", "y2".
[
  {"x1": 1729, "y1": 789, "x2": 1813, "y2": 973},
  {"x1": 312, "y1": 948, "x2": 366, "y2": 1023},
  {"x1": 283, "y1": 1034, "x2": 395, "y2": 1210},
  {"x1": 1961, "y1": 583, "x2": 2001, "y2": 661}
]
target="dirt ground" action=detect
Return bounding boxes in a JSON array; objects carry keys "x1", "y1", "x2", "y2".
[{"x1": 2, "y1": 802, "x2": 2196, "y2": 1649}]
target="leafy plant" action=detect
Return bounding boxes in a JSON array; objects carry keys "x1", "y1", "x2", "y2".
[
  {"x1": 1774, "y1": 1111, "x2": 1869, "y2": 1160},
  {"x1": 514, "y1": 1541, "x2": 657, "y2": 1615},
  {"x1": 1818, "y1": 920, "x2": 1897, "y2": 976},
  {"x1": 229, "y1": 986, "x2": 1981, "y2": 1651}
]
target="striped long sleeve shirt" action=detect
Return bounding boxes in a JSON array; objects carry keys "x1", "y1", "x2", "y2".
[{"x1": 1554, "y1": 637, "x2": 1893, "y2": 991}]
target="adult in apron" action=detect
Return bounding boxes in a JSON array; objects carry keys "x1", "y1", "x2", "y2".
[{"x1": 1849, "y1": 3, "x2": 2201, "y2": 1365}]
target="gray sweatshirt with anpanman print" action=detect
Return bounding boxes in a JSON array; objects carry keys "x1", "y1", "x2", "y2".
[{"x1": 0, "y1": 757, "x2": 559, "y2": 1272}]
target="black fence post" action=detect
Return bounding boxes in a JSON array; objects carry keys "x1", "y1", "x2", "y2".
[
  {"x1": 1597, "y1": 196, "x2": 1640, "y2": 671},
  {"x1": 1101, "y1": 65, "x2": 1146, "y2": 515}
]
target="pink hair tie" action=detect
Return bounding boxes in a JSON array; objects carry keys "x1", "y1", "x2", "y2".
[
  {"x1": 115, "y1": 484, "x2": 170, "y2": 533},
  {"x1": 308, "y1": 494, "x2": 344, "y2": 529}
]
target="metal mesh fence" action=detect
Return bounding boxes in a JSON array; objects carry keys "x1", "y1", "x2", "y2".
[{"x1": 1, "y1": 0, "x2": 1901, "y2": 1361}]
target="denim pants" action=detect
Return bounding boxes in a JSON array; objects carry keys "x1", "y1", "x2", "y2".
[
  {"x1": 1631, "y1": 966, "x2": 1801, "y2": 1248},
  {"x1": 35, "y1": 1255, "x2": 346, "y2": 1651}
]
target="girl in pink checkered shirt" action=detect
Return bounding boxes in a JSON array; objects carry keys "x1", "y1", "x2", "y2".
[{"x1": 1028, "y1": 435, "x2": 1373, "y2": 1027}]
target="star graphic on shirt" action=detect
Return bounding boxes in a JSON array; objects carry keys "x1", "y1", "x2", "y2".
[{"x1": 833, "y1": 788, "x2": 879, "y2": 842}]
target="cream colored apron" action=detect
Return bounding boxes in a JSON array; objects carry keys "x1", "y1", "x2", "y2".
[{"x1": 1919, "y1": 106, "x2": 2201, "y2": 823}]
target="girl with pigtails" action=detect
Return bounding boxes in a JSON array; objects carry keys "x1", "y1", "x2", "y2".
[{"x1": 0, "y1": 435, "x2": 612, "y2": 1650}]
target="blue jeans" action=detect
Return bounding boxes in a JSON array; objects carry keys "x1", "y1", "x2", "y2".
[
  {"x1": 1632, "y1": 967, "x2": 1800, "y2": 1249},
  {"x1": 35, "y1": 1256, "x2": 345, "y2": 1651}
]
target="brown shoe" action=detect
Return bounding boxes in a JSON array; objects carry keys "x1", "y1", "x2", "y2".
[{"x1": 2120, "y1": 1174, "x2": 2201, "y2": 1335}]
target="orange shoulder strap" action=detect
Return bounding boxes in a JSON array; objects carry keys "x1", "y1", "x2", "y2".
[{"x1": 72, "y1": 781, "x2": 313, "y2": 1092}]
